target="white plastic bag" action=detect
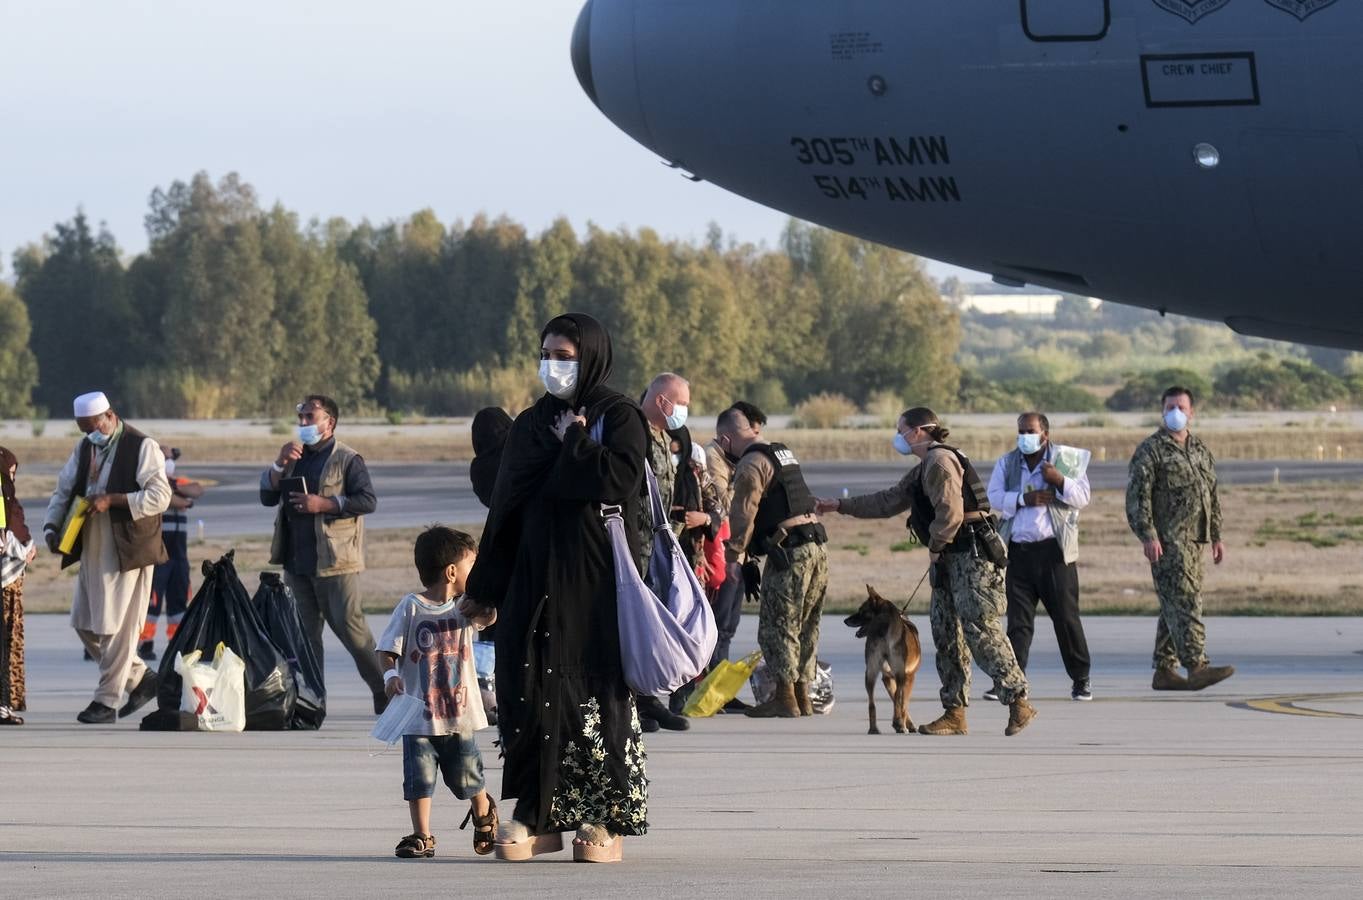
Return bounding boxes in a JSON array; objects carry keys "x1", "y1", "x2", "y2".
[
  {"x1": 370, "y1": 692, "x2": 427, "y2": 747},
  {"x1": 174, "y1": 642, "x2": 246, "y2": 732}
]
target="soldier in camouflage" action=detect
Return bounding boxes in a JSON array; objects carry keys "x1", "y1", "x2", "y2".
[
  {"x1": 634, "y1": 372, "x2": 690, "y2": 731},
  {"x1": 719, "y1": 406, "x2": 829, "y2": 718},
  {"x1": 819, "y1": 407, "x2": 1036, "y2": 736},
  {"x1": 1125, "y1": 386, "x2": 1234, "y2": 691}
]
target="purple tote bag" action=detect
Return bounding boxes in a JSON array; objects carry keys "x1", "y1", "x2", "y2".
[{"x1": 593, "y1": 421, "x2": 717, "y2": 695}]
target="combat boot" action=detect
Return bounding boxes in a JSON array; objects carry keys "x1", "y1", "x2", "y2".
[
  {"x1": 1005, "y1": 697, "x2": 1037, "y2": 736},
  {"x1": 793, "y1": 681, "x2": 814, "y2": 716},
  {"x1": 917, "y1": 707, "x2": 968, "y2": 735},
  {"x1": 1151, "y1": 667, "x2": 1189, "y2": 690},
  {"x1": 744, "y1": 681, "x2": 800, "y2": 718},
  {"x1": 1186, "y1": 663, "x2": 1235, "y2": 691}
]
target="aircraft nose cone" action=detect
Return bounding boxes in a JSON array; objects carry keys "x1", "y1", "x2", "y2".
[
  {"x1": 571, "y1": 0, "x2": 598, "y2": 109},
  {"x1": 569, "y1": 0, "x2": 656, "y2": 152}
]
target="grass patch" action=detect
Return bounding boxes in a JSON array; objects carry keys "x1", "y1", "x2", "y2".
[
  {"x1": 1255, "y1": 512, "x2": 1363, "y2": 549},
  {"x1": 889, "y1": 540, "x2": 920, "y2": 553},
  {"x1": 841, "y1": 543, "x2": 870, "y2": 557}
]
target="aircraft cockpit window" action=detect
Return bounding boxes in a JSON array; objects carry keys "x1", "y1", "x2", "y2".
[{"x1": 1021, "y1": 0, "x2": 1110, "y2": 42}]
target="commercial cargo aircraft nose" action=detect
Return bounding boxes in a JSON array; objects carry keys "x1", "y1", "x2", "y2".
[{"x1": 571, "y1": 0, "x2": 597, "y2": 109}]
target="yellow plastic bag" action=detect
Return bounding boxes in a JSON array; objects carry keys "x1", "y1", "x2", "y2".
[
  {"x1": 682, "y1": 651, "x2": 761, "y2": 718},
  {"x1": 58, "y1": 496, "x2": 91, "y2": 555}
]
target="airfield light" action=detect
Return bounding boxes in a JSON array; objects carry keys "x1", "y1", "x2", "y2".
[{"x1": 1193, "y1": 143, "x2": 1220, "y2": 169}]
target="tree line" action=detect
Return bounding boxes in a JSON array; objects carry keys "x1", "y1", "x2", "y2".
[{"x1": 3, "y1": 172, "x2": 957, "y2": 418}]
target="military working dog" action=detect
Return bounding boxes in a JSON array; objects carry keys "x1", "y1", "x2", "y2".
[{"x1": 843, "y1": 585, "x2": 922, "y2": 734}]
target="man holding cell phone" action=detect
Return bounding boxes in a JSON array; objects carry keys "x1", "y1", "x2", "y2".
[{"x1": 261, "y1": 394, "x2": 386, "y2": 713}]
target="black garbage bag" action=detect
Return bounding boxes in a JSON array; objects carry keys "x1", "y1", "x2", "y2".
[
  {"x1": 251, "y1": 572, "x2": 326, "y2": 730},
  {"x1": 141, "y1": 551, "x2": 296, "y2": 731}
]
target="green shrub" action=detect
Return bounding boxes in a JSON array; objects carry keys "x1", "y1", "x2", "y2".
[
  {"x1": 790, "y1": 392, "x2": 857, "y2": 429},
  {"x1": 1106, "y1": 368, "x2": 1212, "y2": 412}
]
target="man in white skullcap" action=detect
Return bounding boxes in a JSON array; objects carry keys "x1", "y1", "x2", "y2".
[{"x1": 45, "y1": 392, "x2": 171, "y2": 724}]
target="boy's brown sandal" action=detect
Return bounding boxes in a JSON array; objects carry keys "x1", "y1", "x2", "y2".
[
  {"x1": 395, "y1": 832, "x2": 436, "y2": 859},
  {"x1": 461, "y1": 797, "x2": 499, "y2": 856}
]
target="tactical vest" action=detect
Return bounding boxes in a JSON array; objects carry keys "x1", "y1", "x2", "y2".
[
  {"x1": 744, "y1": 442, "x2": 817, "y2": 551},
  {"x1": 269, "y1": 440, "x2": 366, "y2": 577},
  {"x1": 908, "y1": 444, "x2": 991, "y2": 552},
  {"x1": 64, "y1": 423, "x2": 168, "y2": 572}
]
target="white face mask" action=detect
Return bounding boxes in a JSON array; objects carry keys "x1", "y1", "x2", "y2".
[
  {"x1": 1163, "y1": 407, "x2": 1189, "y2": 432},
  {"x1": 164, "y1": 459, "x2": 177, "y2": 477},
  {"x1": 539, "y1": 359, "x2": 579, "y2": 399},
  {"x1": 1017, "y1": 433, "x2": 1044, "y2": 455}
]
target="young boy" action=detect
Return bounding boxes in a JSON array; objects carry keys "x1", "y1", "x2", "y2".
[{"x1": 376, "y1": 526, "x2": 497, "y2": 858}]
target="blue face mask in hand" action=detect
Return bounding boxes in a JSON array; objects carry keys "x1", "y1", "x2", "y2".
[
  {"x1": 1163, "y1": 407, "x2": 1189, "y2": 432},
  {"x1": 1017, "y1": 433, "x2": 1044, "y2": 455},
  {"x1": 297, "y1": 424, "x2": 323, "y2": 446},
  {"x1": 87, "y1": 429, "x2": 111, "y2": 447}
]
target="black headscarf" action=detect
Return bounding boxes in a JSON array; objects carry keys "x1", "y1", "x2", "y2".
[
  {"x1": 0, "y1": 446, "x2": 30, "y2": 544},
  {"x1": 469, "y1": 407, "x2": 513, "y2": 508},
  {"x1": 669, "y1": 425, "x2": 700, "y2": 512},
  {"x1": 479, "y1": 313, "x2": 624, "y2": 541}
]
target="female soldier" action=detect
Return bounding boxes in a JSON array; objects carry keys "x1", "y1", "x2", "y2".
[{"x1": 816, "y1": 407, "x2": 1036, "y2": 736}]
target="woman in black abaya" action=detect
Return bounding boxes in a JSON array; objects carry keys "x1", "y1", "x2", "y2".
[{"x1": 463, "y1": 313, "x2": 648, "y2": 863}]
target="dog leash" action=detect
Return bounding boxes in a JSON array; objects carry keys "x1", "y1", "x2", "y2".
[{"x1": 900, "y1": 566, "x2": 931, "y2": 615}]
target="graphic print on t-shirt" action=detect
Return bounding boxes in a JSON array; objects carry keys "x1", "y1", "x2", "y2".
[{"x1": 410, "y1": 617, "x2": 470, "y2": 724}]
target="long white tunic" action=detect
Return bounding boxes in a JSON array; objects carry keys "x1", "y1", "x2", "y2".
[{"x1": 45, "y1": 435, "x2": 171, "y2": 634}]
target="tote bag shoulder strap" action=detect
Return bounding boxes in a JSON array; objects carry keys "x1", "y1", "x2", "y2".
[{"x1": 590, "y1": 415, "x2": 667, "y2": 532}]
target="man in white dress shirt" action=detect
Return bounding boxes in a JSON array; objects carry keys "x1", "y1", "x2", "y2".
[
  {"x1": 45, "y1": 392, "x2": 171, "y2": 724},
  {"x1": 986, "y1": 412, "x2": 1093, "y2": 701}
]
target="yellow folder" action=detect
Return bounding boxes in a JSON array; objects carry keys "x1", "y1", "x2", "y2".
[{"x1": 58, "y1": 496, "x2": 91, "y2": 555}]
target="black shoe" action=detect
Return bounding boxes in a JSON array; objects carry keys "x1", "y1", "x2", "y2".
[
  {"x1": 374, "y1": 693, "x2": 390, "y2": 715},
  {"x1": 137, "y1": 641, "x2": 157, "y2": 662},
  {"x1": 118, "y1": 671, "x2": 159, "y2": 718},
  {"x1": 638, "y1": 695, "x2": 690, "y2": 731},
  {"x1": 77, "y1": 702, "x2": 117, "y2": 724},
  {"x1": 721, "y1": 698, "x2": 751, "y2": 714},
  {"x1": 640, "y1": 716, "x2": 660, "y2": 733},
  {"x1": 1072, "y1": 679, "x2": 1093, "y2": 702}
]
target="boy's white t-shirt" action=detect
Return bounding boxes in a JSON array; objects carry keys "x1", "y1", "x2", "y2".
[{"x1": 376, "y1": 593, "x2": 489, "y2": 737}]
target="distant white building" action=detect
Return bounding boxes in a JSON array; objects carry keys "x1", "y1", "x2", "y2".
[{"x1": 951, "y1": 293, "x2": 1097, "y2": 317}]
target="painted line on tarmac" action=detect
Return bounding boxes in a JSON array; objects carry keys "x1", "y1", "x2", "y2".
[{"x1": 1229, "y1": 692, "x2": 1363, "y2": 719}]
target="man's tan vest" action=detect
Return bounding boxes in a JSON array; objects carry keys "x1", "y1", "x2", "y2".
[{"x1": 269, "y1": 440, "x2": 365, "y2": 577}]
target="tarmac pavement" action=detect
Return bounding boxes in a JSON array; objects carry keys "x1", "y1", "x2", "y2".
[{"x1": 3, "y1": 613, "x2": 1362, "y2": 897}]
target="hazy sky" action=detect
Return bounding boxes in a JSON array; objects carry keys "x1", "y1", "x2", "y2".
[
  {"x1": 0, "y1": 0, "x2": 978, "y2": 280},
  {"x1": 0, "y1": 0, "x2": 992, "y2": 280}
]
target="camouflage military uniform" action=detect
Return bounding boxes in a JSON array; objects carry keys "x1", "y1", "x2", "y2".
[
  {"x1": 757, "y1": 542, "x2": 828, "y2": 683},
  {"x1": 636, "y1": 426, "x2": 678, "y2": 575},
  {"x1": 839, "y1": 445, "x2": 1028, "y2": 707},
  {"x1": 1125, "y1": 430, "x2": 1222, "y2": 671},
  {"x1": 930, "y1": 551, "x2": 1026, "y2": 707}
]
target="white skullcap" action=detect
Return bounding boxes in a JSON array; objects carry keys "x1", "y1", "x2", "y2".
[
  {"x1": 690, "y1": 442, "x2": 708, "y2": 469},
  {"x1": 73, "y1": 391, "x2": 110, "y2": 418}
]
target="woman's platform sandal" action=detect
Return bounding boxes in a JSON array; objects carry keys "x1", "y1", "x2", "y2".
[
  {"x1": 494, "y1": 820, "x2": 564, "y2": 861},
  {"x1": 573, "y1": 824, "x2": 623, "y2": 863},
  {"x1": 395, "y1": 833, "x2": 436, "y2": 859},
  {"x1": 460, "y1": 797, "x2": 499, "y2": 856}
]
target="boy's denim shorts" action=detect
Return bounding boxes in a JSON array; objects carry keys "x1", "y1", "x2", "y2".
[{"x1": 402, "y1": 734, "x2": 485, "y2": 801}]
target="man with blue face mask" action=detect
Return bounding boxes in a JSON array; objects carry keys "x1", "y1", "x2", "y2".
[
  {"x1": 986, "y1": 412, "x2": 1093, "y2": 702},
  {"x1": 261, "y1": 394, "x2": 386, "y2": 712},
  {"x1": 634, "y1": 372, "x2": 697, "y2": 732},
  {"x1": 1126, "y1": 386, "x2": 1233, "y2": 692}
]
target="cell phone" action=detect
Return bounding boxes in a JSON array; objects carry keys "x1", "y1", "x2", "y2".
[{"x1": 279, "y1": 476, "x2": 307, "y2": 497}]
